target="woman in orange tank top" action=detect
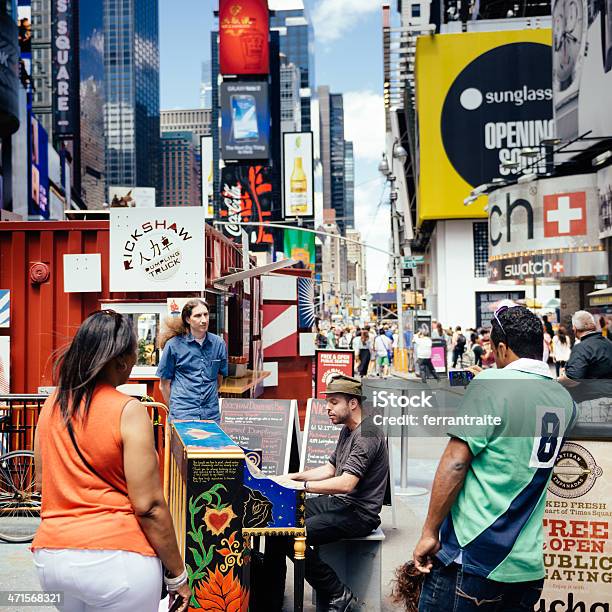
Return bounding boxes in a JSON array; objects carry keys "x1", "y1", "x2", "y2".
[{"x1": 32, "y1": 310, "x2": 190, "y2": 611}]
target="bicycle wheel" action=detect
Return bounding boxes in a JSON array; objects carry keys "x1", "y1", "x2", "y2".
[{"x1": 0, "y1": 450, "x2": 41, "y2": 543}]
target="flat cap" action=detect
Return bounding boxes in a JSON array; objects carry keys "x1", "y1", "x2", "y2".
[{"x1": 321, "y1": 374, "x2": 365, "y2": 399}]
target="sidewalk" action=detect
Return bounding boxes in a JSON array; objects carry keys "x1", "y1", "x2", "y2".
[
  {"x1": 0, "y1": 489, "x2": 433, "y2": 612},
  {"x1": 0, "y1": 432, "x2": 444, "y2": 612}
]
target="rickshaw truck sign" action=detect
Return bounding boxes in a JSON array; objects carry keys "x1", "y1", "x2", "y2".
[{"x1": 110, "y1": 208, "x2": 206, "y2": 292}]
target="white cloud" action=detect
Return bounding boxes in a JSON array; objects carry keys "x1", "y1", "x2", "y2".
[
  {"x1": 343, "y1": 90, "x2": 385, "y2": 163},
  {"x1": 312, "y1": 0, "x2": 381, "y2": 43},
  {"x1": 353, "y1": 178, "x2": 392, "y2": 292}
]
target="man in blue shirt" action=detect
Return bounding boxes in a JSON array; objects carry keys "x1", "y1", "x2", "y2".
[{"x1": 157, "y1": 299, "x2": 228, "y2": 422}]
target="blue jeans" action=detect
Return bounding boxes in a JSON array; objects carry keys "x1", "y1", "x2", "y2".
[{"x1": 419, "y1": 559, "x2": 544, "y2": 612}]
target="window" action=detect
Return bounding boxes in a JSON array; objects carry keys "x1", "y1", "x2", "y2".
[
  {"x1": 473, "y1": 222, "x2": 489, "y2": 278},
  {"x1": 411, "y1": 4, "x2": 421, "y2": 17},
  {"x1": 100, "y1": 303, "x2": 168, "y2": 375}
]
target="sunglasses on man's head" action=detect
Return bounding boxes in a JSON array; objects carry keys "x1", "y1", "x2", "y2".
[{"x1": 493, "y1": 303, "x2": 521, "y2": 336}]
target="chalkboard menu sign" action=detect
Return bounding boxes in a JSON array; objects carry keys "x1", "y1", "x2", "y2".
[
  {"x1": 475, "y1": 291, "x2": 525, "y2": 328},
  {"x1": 220, "y1": 398, "x2": 300, "y2": 475},
  {"x1": 300, "y1": 399, "x2": 342, "y2": 471}
]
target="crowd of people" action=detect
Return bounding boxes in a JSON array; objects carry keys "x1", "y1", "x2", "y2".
[
  {"x1": 316, "y1": 322, "x2": 400, "y2": 378},
  {"x1": 315, "y1": 310, "x2": 610, "y2": 385}
]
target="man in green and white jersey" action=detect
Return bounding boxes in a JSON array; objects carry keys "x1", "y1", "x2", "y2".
[{"x1": 414, "y1": 305, "x2": 576, "y2": 611}]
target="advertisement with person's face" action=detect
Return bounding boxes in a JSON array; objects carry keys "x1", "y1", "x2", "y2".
[{"x1": 553, "y1": 0, "x2": 612, "y2": 150}]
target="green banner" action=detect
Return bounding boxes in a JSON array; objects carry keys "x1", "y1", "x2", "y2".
[{"x1": 284, "y1": 229, "x2": 315, "y2": 271}]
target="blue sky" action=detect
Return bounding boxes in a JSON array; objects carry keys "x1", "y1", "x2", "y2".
[{"x1": 159, "y1": 0, "x2": 391, "y2": 292}]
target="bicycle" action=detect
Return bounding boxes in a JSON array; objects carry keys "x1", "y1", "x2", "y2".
[{"x1": 0, "y1": 412, "x2": 40, "y2": 542}]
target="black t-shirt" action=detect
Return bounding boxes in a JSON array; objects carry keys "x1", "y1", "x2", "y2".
[
  {"x1": 328, "y1": 418, "x2": 389, "y2": 522},
  {"x1": 565, "y1": 332, "x2": 612, "y2": 402}
]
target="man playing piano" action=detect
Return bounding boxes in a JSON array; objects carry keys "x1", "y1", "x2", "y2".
[{"x1": 265, "y1": 374, "x2": 389, "y2": 612}]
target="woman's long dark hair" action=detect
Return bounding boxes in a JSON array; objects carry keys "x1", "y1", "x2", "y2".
[
  {"x1": 557, "y1": 325, "x2": 568, "y2": 345},
  {"x1": 53, "y1": 310, "x2": 137, "y2": 423}
]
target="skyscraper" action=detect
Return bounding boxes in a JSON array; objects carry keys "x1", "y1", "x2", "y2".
[
  {"x1": 160, "y1": 131, "x2": 200, "y2": 207},
  {"x1": 80, "y1": 1, "x2": 106, "y2": 208},
  {"x1": 344, "y1": 140, "x2": 354, "y2": 229},
  {"x1": 200, "y1": 60, "x2": 212, "y2": 109},
  {"x1": 104, "y1": 0, "x2": 160, "y2": 192},
  {"x1": 161, "y1": 109, "x2": 212, "y2": 139},
  {"x1": 269, "y1": 0, "x2": 314, "y2": 131},
  {"x1": 30, "y1": 0, "x2": 53, "y2": 138},
  {"x1": 318, "y1": 86, "x2": 346, "y2": 233},
  {"x1": 280, "y1": 54, "x2": 301, "y2": 133}
]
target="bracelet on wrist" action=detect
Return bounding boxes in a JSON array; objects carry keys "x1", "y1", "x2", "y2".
[{"x1": 164, "y1": 568, "x2": 188, "y2": 592}]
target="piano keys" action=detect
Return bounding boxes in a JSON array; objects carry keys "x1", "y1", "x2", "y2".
[{"x1": 167, "y1": 420, "x2": 307, "y2": 611}]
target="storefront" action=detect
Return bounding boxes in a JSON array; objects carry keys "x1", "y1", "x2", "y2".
[
  {"x1": 0, "y1": 217, "x2": 257, "y2": 397},
  {"x1": 487, "y1": 174, "x2": 608, "y2": 327}
]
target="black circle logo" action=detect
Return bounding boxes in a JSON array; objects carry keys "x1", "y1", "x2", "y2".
[
  {"x1": 548, "y1": 442, "x2": 603, "y2": 499},
  {"x1": 441, "y1": 42, "x2": 553, "y2": 187}
]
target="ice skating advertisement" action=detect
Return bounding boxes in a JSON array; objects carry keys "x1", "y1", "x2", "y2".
[{"x1": 539, "y1": 440, "x2": 611, "y2": 611}]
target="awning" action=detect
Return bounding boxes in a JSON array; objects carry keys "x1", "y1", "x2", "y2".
[
  {"x1": 587, "y1": 287, "x2": 612, "y2": 297},
  {"x1": 213, "y1": 259, "x2": 298, "y2": 288},
  {"x1": 588, "y1": 287, "x2": 612, "y2": 307}
]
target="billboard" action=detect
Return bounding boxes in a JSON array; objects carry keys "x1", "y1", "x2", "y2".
[
  {"x1": 17, "y1": 1, "x2": 32, "y2": 91},
  {"x1": 109, "y1": 186, "x2": 156, "y2": 208},
  {"x1": 541, "y1": 441, "x2": 611, "y2": 611},
  {"x1": 30, "y1": 115, "x2": 49, "y2": 218},
  {"x1": 219, "y1": 0, "x2": 269, "y2": 75},
  {"x1": 109, "y1": 207, "x2": 206, "y2": 292},
  {"x1": 487, "y1": 174, "x2": 608, "y2": 282},
  {"x1": 284, "y1": 228, "x2": 315, "y2": 271},
  {"x1": 52, "y1": 0, "x2": 77, "y2": 138},
  {"x1": 598, "y1": 164, "x2": 612, "y2": 240},
  {"x1": 283, "y1": 132, "x2": 314, "y2": 218},
  {"x1": 200, "y1": 136, "x2": 214, "y2": 218},
  {"x1": 415, "y1": 29, "x2": 553, "y2": 224},
  {"x1": 553, "y1": 0, "x2": 612, "y2": 145},
  {"x1": 220, "y1": 81, "x2": 270, "y2": 160},
  {"x1": 218, "y1": 165, "x2": 274, "y2": 246},
  {"x1": 488, "y1": 174, "x2": 600, "y2": 259}
]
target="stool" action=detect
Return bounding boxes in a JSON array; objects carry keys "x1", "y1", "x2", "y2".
[{"x1": 314, "y1": 527, "x2": 385, "y2": 612}]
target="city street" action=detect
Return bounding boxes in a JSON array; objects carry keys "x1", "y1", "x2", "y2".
[{"x1": 0, "y1": 0, "x2": 611, "y2": 610}]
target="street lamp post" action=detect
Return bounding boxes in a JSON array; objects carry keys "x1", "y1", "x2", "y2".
[{"x1": 379, "y1": 146, "x2": 407, "y2": 351}]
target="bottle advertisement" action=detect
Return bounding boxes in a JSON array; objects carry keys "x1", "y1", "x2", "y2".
[{"x1": 283, "y1": 131, "x2": 314, "y2": 219}]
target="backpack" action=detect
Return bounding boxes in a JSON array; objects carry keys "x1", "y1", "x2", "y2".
[{"x1": 456, "y1": 334, "x2": 466, "y2": 350}]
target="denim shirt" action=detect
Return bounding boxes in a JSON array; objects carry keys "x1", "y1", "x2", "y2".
[{"x1": 156, "y1": 332, "x2": 228, "y2": 421}]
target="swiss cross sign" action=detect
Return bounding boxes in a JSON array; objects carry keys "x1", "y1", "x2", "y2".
[{"x1": 543, "y1": 192, "x2": 587, "y2": 237}]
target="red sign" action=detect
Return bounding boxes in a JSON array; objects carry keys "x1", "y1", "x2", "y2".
[
  {"x1": 315, "y1": 350, "x2": 355, "y2": 398},
  {"x1": 543, "y1": 192, "x2": 587, "y2": 237},
  {"x1": 219, "y1": 0, "x2": 269, "y2": 75}
]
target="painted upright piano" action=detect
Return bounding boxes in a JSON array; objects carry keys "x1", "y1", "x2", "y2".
[{"x1": 167, "y1": 421, "x2": 307, "y2": 611}]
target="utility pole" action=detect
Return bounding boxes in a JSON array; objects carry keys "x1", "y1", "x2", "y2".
[{"x1": 389, "y1": 175, "x2": 406, "y2": 350}]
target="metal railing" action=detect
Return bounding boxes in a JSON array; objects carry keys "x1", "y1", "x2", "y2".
[{"x1": 0, "y1": 395, "x2": 169, "y2": 467}]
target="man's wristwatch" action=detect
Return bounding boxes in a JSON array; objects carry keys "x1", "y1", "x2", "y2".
[{"x1": 303, "y1": 481, "x2": 308, "y2": 491}]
